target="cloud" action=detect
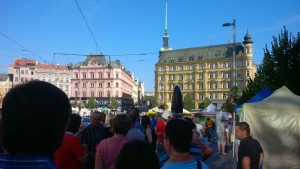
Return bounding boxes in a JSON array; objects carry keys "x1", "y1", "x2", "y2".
[
  {"x1": 255, "y1": 14, "x2": 300, "y2": 33},
  {"x1": 283, "y1": 14, "x2": 300, "y2": 25}
]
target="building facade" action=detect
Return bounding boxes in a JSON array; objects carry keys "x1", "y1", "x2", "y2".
[
  {"x1": 71, "y1": 55, "x2": 134, "y2": 109},
  {"x1": 8, "y1": 59, "x2": 72, "y2": 97},
  {"x1": 35, "y1": 64, "x2": 72, "y2": 97},
  {"x1": 8, "y1": 59, "x2": 36, "y2": 86},
  {"x1": 155, "y1": 33, "x2": 256, "y2": 109},
  {"x1": 0, "y1": 74, "x2": 12, "y2": 107},
  {"x1": 131, "y1": 74, "x2": 139, "y2": 105}
]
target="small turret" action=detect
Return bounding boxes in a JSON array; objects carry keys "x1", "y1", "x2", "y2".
[
  {"x1": 243, "y1": 30, "x2": 253, "y2": 56},
  {"x1": 243, "y1": 31, "x2": 253, "y2": 44}
]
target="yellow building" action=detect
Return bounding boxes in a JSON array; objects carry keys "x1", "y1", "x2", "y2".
[
  {"x1": 0, "y1": 74, "x2": 12, "y2": 107},
  {"x1": 155, "y1": 32, "x2": 256, "y2": 109}
]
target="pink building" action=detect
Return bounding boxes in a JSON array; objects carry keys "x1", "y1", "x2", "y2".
[{"x1": 71, "y1": 55, "x2": 133, "y2": 109}]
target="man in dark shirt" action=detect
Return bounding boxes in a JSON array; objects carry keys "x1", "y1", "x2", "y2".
[
  {"x1": 77, "y1": 111, "x2": 112, "y2": 169},
  {"x1": 235, "y1": 122, "x2": 264, "y2": 169}
]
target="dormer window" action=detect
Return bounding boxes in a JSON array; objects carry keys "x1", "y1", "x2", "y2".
[
  {"x1": 246, "y1": 48, "x2": 250, "y2": 54},
  {"x1": 170, "y1": 57, "x2": 175, "y2": 63},
  {"x1": 178, "y1": 57, "x2": 183, "y2": 62},
  {"x1": 189, "y1": 56, "x2": 194, "y2": 61}
]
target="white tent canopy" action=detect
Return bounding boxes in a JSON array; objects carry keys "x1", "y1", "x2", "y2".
[
  {"x1": 200, "y1": 103, "x2": 217, "y2": 114},
  {"x1": 242, "y1": 86, "x2": 300, "y2": 169}
]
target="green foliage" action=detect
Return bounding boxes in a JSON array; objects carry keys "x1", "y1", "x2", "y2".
[
  {"x1": 87, "y1": 98, "x2": 99, "y2": 109},
  {"x1": 222, "y1": 97, "x2": 234, "y2": 113},
  {"x1": 109, "y1": 98, "x2": 118, "y2": 109},
  {"x1": 198, "y1": 98, "x2": 211, "y2": 109},
  {"x1": 183, "y1": 94, "x2": 195, "y2": 111},
  {"x1": 231, "y1": 86, "x2": 239, "y2": 95},
  {"x1": 241, "y1": 27, "x2": 300, "y2": 103},
  {"x1": 143, "y1": 95, "x2": 157, "y2": 108}
]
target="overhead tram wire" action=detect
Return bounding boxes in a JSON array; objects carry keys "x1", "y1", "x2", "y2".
[
  {"x1": 74, "y1": 0, "x2": 102, "y2": 54},
  {"x1": 0, "y1": 31, "x2": 49, "y2": 63}
]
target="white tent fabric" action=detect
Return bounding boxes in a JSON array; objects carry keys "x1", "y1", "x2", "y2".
[
  {"x1": 200, "y1": 103, "x2": 217, "y2": 114},
  {"x1": 242, "y1": 86, "x2": 300, "y2": 169}
]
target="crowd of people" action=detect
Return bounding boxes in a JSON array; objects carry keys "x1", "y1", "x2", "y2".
[{"x1": 0, "y1": 81, "x2": 264, "y2": 169}]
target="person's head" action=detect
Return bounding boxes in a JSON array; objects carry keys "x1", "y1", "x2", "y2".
[
  {"x1": 164, "y1": 119, "x2": 192, "y2": 154},
  {"x1": 183, "y1": 117, "x2": 196, "y2": 130},
  {"x1": 67, "y1": 113, "x2": 82, "y2": 134},
  {"x1": 126, "y1": 108, "x2": 139, "y2": 126},
  {"x1": 90, "y1": 111, "x2": 102, "y2": 127},
  {"x1": 0, "y1": 81, "x2": 71, "y2": 158},
  {"x1": 235, "y1": 122, "x2": 250, "y2": 140},
  {"x1": 112, "y1": 114, "x2": 131, "y2": 135},
  {"x1": 116, "y1": 140, "x2": 159, "y2": 169},
  {"x1": 141, "y1": 115, "x2": 151, "y2": 129},
  {"x1": 207, "y1": 118, "x2": 211, "y2": 121}
]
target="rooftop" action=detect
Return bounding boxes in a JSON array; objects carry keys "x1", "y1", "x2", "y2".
[{"x1": 157, "y1": 43, "x2": 244, "y2": 64}]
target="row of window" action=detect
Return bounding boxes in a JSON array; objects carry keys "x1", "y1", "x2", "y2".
[
  {"x1": 74, "y1": 90, "x2": 119, "y2": 98},
  {"x1": 160, "y1": 71, "x2": 250, "y2": 81},
  {"x1": 75, "y1": 82, "x2": 119, "y2": 88},
  {"x1": 159, "y1": 81, "x2": 246, "y2": 91},
  {"x1": 75, "y1": 72, "x2": 119, "y2": 79},
  {"x1": 15, "y1": 69, "x2": 34, "y2": 75},
  {"x1": 159, "y1": 93, "x2": 229, "y2": 100},
  {"x1": 160, "y1": 60, "x2": 251, "y2": 71}
]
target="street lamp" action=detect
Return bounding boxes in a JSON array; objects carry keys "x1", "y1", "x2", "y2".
[{"x1": 222, "y1": 19, "x2": 236, "y2": 88}]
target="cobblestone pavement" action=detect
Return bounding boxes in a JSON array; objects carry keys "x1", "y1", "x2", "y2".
[{"x1": 205, "y1": 142, "x2": 237, "y2": 169}]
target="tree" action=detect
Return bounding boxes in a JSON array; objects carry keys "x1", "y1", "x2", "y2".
[
  {"x1": 171, "y1": 85, "x2": 183, "y2": 114},
  {"x1": 198, "y1": 98, "x2": 211, "y2": 110},
  {"x1": 183, "y1": 94, "x2": 194, "y2": 111},
  {"x1": 109, "y1": 98, "x2": 118, "y2": 109},
  {"x1": 241, "y1": 27, "x2": 300, "y2": 103},
  {"x1": 222, "y1": 97, "x2": 234, "y2": 113},
  {"x1": 143, "y1": 95, "x2": 157, "y2": 108},
  {"x1": 87, "y1": 98, "x2": 99, "y2": 109}
]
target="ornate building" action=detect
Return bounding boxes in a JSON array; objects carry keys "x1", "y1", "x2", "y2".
[
  {"x1": 71, "y1": 55, "x2": 134, "y2": 110},
  {"x1": 35, "y1": 64, "x2": 71, "y2": 97},
  {"x1": 155, "y1": 1, "x2": 256, "y2": 109},
  {"x1": 8, "y1": 59, "x2": 72, "y2": 97}
]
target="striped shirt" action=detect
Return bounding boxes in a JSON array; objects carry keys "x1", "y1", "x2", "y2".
[
  {"x1": 0, "y1": 154, "x2": 57, "y2": 169},
  {"x1": 159, "y1": 144, "x2": 204, "y2": 168}
]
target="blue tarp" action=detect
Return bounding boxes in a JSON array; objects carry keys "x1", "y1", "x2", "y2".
[{"x1": 234, "y1": 87, "x2": 273, "y2": 112}]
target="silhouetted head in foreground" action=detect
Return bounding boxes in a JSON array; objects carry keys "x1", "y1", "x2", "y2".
[
  {"x1": 116, "y1": 140, "x2": 159, "y2": 169},
  {"x1": 0, "y1": 80, "x2": 71, "y2": 158}
]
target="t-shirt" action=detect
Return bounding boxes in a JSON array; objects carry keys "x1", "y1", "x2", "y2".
[
  {"x1": 156, "y1": 119, "x2": 166, "y2": 144},
  {"x1": 55, "y1": 132, "x2": 87, "y2": 169},
  {"x1": 161, "y1": 159, "x2": 209, "y2": 169},
  {"x1": 237, "y1": 136, "x2": 263, "y2": 169},
  {"x1": 96, "y1": 135, "x2": 128, "y2": 169}
]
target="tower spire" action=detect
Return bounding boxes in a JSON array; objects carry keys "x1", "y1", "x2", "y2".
[
  {"x1": 160, "y1": 0, "x2": 171, "y2": 51},
  {"x1": 164, "y1": 0, "x2": 168, "y2": 36}
]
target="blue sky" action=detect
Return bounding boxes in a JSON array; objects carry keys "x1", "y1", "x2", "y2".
[{"x1": 1, "y1": 0, "x2": 300, "y2": 92}]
